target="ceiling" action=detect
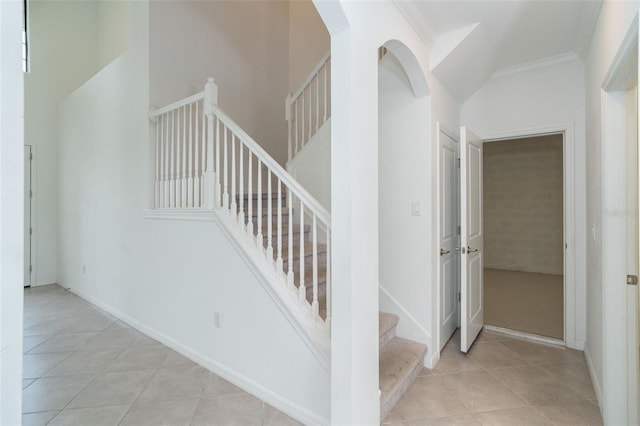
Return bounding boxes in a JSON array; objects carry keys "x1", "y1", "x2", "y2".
[{"x1": 393, "y1": 0, "x2": 603, "y2": 102}]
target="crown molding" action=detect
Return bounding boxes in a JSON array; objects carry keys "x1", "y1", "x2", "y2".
[
  {"x1": 575, "y1": 0, "x2": 603, "y2": 60},
  {"x1": 490, "y1": 52, "x2": 583, "y2": 81}
]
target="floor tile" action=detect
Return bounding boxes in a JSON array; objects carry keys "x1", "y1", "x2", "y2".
[
  {"x1": 83, "y1": 325, "x2": 141, "y2": 350},
  {"x1": 68, "y1": 370, "x2": 154, "y2": 408},
  {"x1": 191, "y1": 394, "x2": 264, "y2": 426},
  {"x1": 473, "y1": 406, "x2": 552, "y2": 425},
  {"x1": 59, "y1": 313, "x2": 117, "y2": 334},
  {"x1": 23, "y1": 334, "x2": 54, "y2": 353},
  {"x1": 27, "y1": 332, "x2": 99, "y2": 354},
  {"x1": 48, "y1": 405, "x2": 130, "y2": 426},
  {"x1": 490, "y1": 365, "x2": 585, "y2": 406},
  {"x1": 451, "y1": 371, "x2": 528, "y2": 413},
  {"x1": 385, "y1": 394, "x2": 468, "y2": 422},
  {"x1": 136, "y1": 365, "x2": 210, "y2": 403},
  {"x1": 119, "y1": 398, "x2": 199, "y2": 426},
  {"x1": 23, "y1": 316, "x2": 77, "y2": 337},
  {"x1": 44, "y1": 347, "x2": 125, "y2": 377},
  {"x1": 467, "y1": 341, "x2": 530, "y2": 369},
  {"x1": 536, "y1": 400, "x2": 603, "y2": 425},
  {"x1": 131, "y1": 333, "x2": 159, "y2": 346},
  {"x1": 23, "y1": 352, "x2": 71, "y2": 378},
  {"x1": 22, "y1": 374, "x2": 95, "y2": 413},
  {"x1": 498, "y1": 339, "x2": 584, "y2": 366},
  {"x1": 536, "y1": 361, "x2": 597, "y2": 400},
  {"x1": 202, "y1": 373, "x2": 246, "y2": 399},
  {"x1": 427, "y1": 344, "x2": 484, "y2": 376},
  {"x1": 262, "y1": 404, "x2": 304, "y2": 426},
  {"x1": 162, "y1": 351, "x2": 198, "y2": 369},
  {"x1": 106, "y1": 345, "x2": 169, "y2": 372},
  {"x1": 22, "y1": 410, "x2": 59, "y2": 426},
  {"x1": 405, "y1": 414, "x2": 481, "y2": 426}
]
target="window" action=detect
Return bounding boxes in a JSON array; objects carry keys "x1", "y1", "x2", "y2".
[{"x1": 22, "y1": 0, "x2": 29, "y2": 72}]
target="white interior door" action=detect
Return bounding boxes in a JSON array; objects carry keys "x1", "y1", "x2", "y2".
[
  {"x1": 438, "y1": 123, "x2": 460, "y2": 350},
  {"x1": 24, "y1": 145, "x2": 31, "y2": 287},
  {"x1": 460, "y1": 126, "x2": 483, "y2": 353}
]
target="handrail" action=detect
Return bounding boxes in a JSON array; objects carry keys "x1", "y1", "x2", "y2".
[
  {"x1": 150, "y1": 91, "x2": 205, "y2": 119},
  {"x1": 213, "y1": 104, "x2": 331, "y2": 227},
  {"x1": 290, "y1": 51, "x2": 330, "y2": 103}
]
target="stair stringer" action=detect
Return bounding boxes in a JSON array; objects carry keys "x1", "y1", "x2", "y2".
[
  {"x1": 213, "y1": 207, "x2": 331, "y2": 371},
  {"x1": 379, "y1": 285, "x2": 435, "y2": 368}
]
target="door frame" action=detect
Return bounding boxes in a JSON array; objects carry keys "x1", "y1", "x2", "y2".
[{"x1": 481, "y1": 125, "x2": 575, "y2": 349}]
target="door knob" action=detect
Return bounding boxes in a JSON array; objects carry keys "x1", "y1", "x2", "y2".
[
  {"x1": 440, "y1": 248, "x2": 450, "y2": 256},
  {"x1": 467, "y1": 247, "x2": 479, "y2": 253}
]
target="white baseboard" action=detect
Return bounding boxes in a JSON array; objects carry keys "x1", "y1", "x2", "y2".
[
  {"x1": 68, "y1": 287, "x2": 329, "y2": 426},
  {"x1": 584, "y1": 344, "x2": 604, "y2": 417}
]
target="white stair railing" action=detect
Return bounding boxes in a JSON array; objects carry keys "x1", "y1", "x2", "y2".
[
  {"x1": 286, "y1": 53, "x2": 331, "y2": 162},
  {"x1": 150, "y1": 78, "x2": 331, "y2": 334}
]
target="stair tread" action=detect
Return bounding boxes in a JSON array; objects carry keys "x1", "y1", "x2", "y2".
[
  {"x1": 259, "y1": 224, "x2": 310, "y2": 234},
  {"x1": 379, "y1": 312, "x2": 399, "y2": 338},
  {"x1": 379, "y1": 337, "x2": 427, "y2": 404}
]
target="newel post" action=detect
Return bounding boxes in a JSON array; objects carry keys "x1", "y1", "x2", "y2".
[
  {"x1": 204, "y1": 77, "x2": 218, "y2": 209},
  {"x1": 285, "y1": 93, "x2": 292, "y2": 162}
]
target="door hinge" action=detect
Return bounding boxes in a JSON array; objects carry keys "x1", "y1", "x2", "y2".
[
  {"x1": 29, "y1": 227, "x2": 32, "y2": 235},
  {"x1": 627, "y1": 275, "x2": 638, "y2": 285},
  {"x1": 30, "y1": 153, "x2": 33, "y2": 160},
  {"x1": 458, "y1": 292, "x2": 461, "y2": 302},
  {"x1": 30, "y1": 190, "x2": 32, "y2": 198},
  {"x1": 29, "y1": 265, "x2": 32, "y2": 272},
  {"x1": 457, "y1": 225, "x2": 460, "y2": 235},
  {"x1": 457, "y1": 158, "x2": 460, "y2": 168}
]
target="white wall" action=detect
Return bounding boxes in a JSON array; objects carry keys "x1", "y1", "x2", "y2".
[
  {"x1": 149, "y1": 1, "x2": 290, "y2": 166},
  {"x1": 57, "y1": 2, "x2": 330, "y2": 423},
  {"x1": 461, "y1": 61, "x2": 587, "y2": 349},
  {"x1": 288, "y1": 0, "x2": 330, "y2": 93},
  {"x1": 583, "y1": 0, "x2": 639, "y2": 421},
  {"x1": 25, "y1": 1, "x2": 104, "y2": 286},
  {"x1": 378, "y1": 54, "x2": 431, "y2": 350},
  {"x1": 0, "y1": 1, "x2": 25, "y2": 423}
]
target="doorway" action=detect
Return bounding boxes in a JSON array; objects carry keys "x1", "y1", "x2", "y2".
[{"x1": 483, "y1": 134, "x2": 564, "y2": 341}]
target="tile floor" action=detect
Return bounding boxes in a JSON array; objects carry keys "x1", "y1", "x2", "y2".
[
  {"x1": 22, "y1": 285, "x2": 302, "y2": 426},
  {"x1": 383, "y1": 329, "x2": 603, "y2": 426},
  {"x1": 24, "y1": 285, "x2": 603, "y2": 426}
]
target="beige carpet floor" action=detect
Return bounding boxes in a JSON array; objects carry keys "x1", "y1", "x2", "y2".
[{"x1": 484, "y1": 268, "x2": 564, "y2": 340}]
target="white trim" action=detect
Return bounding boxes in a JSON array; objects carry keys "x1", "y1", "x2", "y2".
[
  {"x1": 483, "y1": 325, "x2": 565, "y2": 347},
  {"x1": 482, "y1": 123, "x2": 577, "y2": 350},
  {"x1": 143, "y1": 209, "x2": 217, "y2": 222},
  {"x1": 149, "y1": 91, "x2": 204, "y2": 119},
  {"x1": 585, "y1": 344, "x2": 605, "y2": 416},
  {"x1": 68, "y1": 287, "x2": 329, "y2": 426},
  {"x1": 575, "y1": 0, "x2": 604, "y2": 60},
  {"x1": 491, "y1": 52, "x2": 582, "y2": 81}
]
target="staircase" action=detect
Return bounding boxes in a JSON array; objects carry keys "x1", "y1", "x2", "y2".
[
  {"x1": 149, "y1": 50, "x2": 429, "y2": 422},
  {"x1": 379, "y1": 312, "x2": 427, "y2": 420}
]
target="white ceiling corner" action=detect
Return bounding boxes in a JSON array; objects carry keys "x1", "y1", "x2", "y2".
[{"x1": 574, "y1": 0, "x2": 604, "y2": 60}]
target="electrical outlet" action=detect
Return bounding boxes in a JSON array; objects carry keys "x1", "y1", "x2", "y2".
[{"x1": 214, "y1": 312, "x2": 222, "y2": 328}]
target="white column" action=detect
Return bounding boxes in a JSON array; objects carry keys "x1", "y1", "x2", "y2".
[{"x1": 328, "y1": 27, "x2": 380, "y2": 426}]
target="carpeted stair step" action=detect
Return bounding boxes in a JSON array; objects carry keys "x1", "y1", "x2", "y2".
[
  {"x1": 379, "y1": 312, "x2": 399, "y2": 350},
  {"x1": 379, "y1": 337, "x2": 427, "y2": 420},
  {"x1": 237, "y1": 192, "x2": 286, "y2": 207},
  {"x1": 245, "y1": 208, "x2": 290, "y2": 225},
  {"x1": 282, "y1": 243, "x2": 327, "y2": 271}
]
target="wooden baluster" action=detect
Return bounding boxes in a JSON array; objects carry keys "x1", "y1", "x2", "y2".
[
  {"x1": 301, "y1": 91, "x2": 305, "y2": 149},
  {"x1": 247, "y1": 152, "x2": 253, "y2": 238},
  {"x1": 294, "y1": 99, "x2": 299, "y2": 156},
  {"x1": 188, "y1": 103, "x2": 193, "y2": 207},
  {"x1": 298, "y1": 201, "x2": 306, "y2": 304},
  {"x1": 194, "y1": 101, "x2": 200, "y2": 207},
  {"x1": 158, "y1": 115, "x2": 164, "y2": 208},
  {"x1": 176, "y1": 107, "x2": 182, "y2": 207},
  {"x1": 231, "y1": 134, "x2": 237, "y2": 217},
  {"x1": 238, "y1": 142, "x2": 244, "y2": 226},
  {"x1": 181, "y1": 106, "x2": 187, "y2": 207},
  {"x1": 155, "y1": 116, "x2": 160, "y2": 208},
  {"x1": 312, "y1": 214, "x2": 319, "y2": 317},
  {"x1": 276, "y1": 179, "x2": 283, "y2": 273},
  {"x1": 215, "y1": 115, "x2": 221, "y2": 207},
  {"x1": 325, "y1": 227, "x2": 331, "y2": 332},
  {"x1": 323, "y1": 62, "x2": 328, "y2": 123},
  {"x1": 287, "y1": 190, "x2": 294, "y2": 288},
  {"x1": 266, "y1": 170, "x2": 273, "y2": 261},
  {"x1": 164, "y1": 113, "x2": 170, "y2": 207},
  {"x1": 223, "y1": 124, "x2": 228, "y2": 209},
  {"x1": 170, "y1": 110, "x2": 175, "y2": 208},
  {"x1": 256, "y1": 161, "x2": 263, "y2": 250},
  {"x1": 202, "y1": 103, "x2": 206, "y2": 205},
  {"x1": 308, "y1": 82, "x2": 312, "y2": 142},
  {"x1": 315, "y1": 73, "x2": 320, "y2": 133}
]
